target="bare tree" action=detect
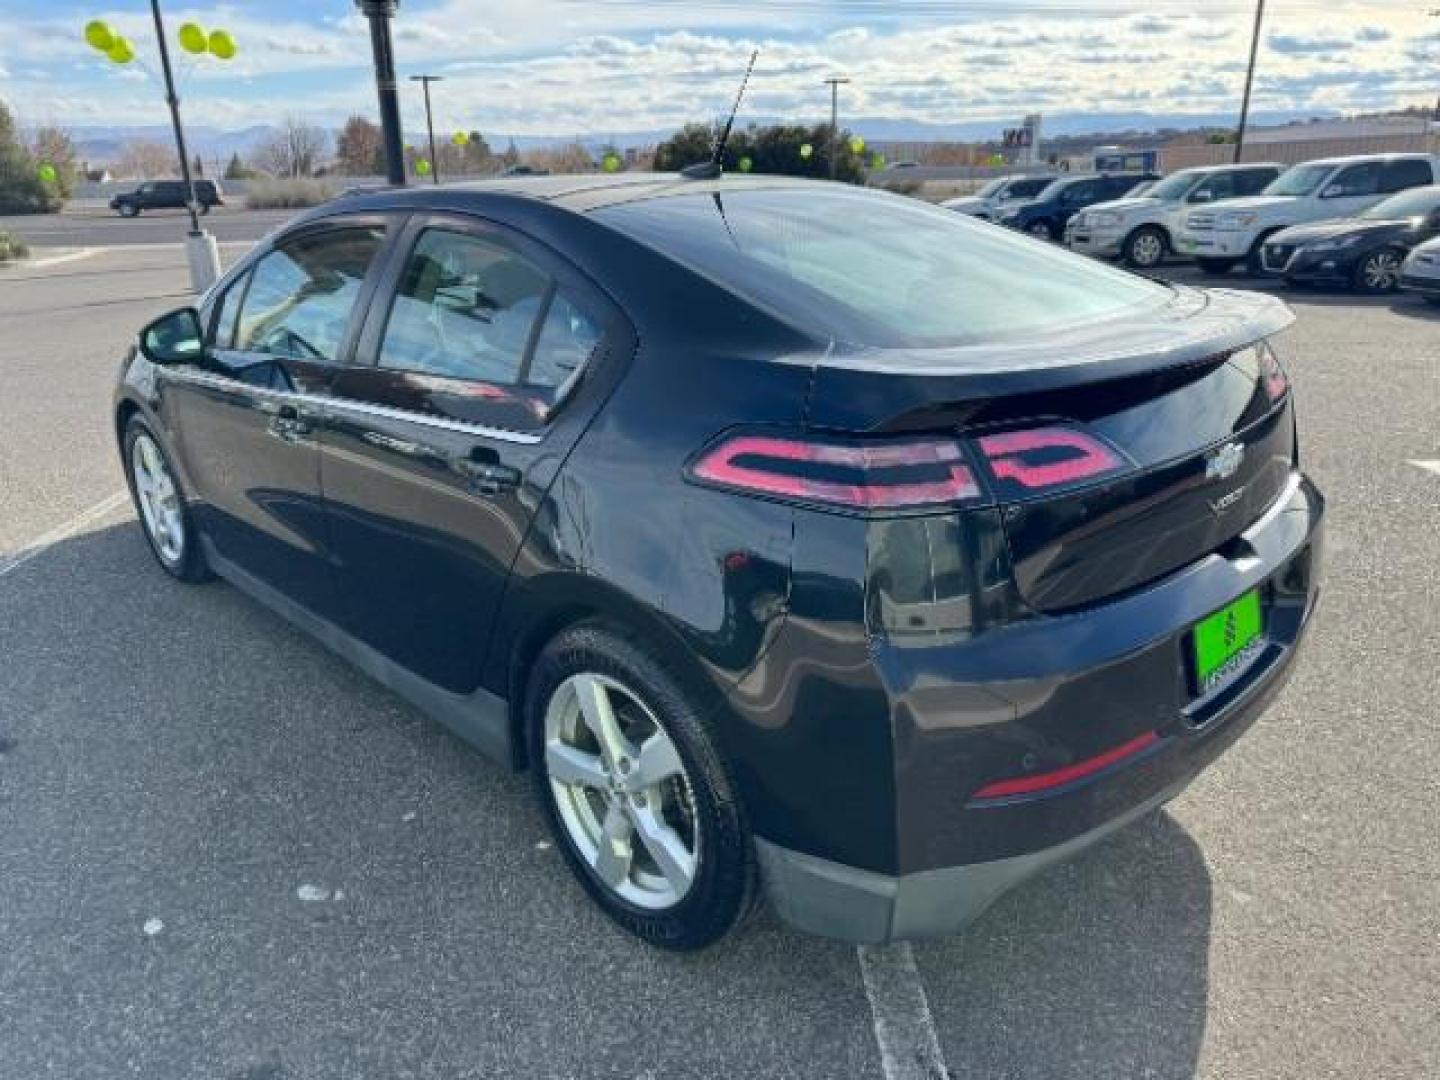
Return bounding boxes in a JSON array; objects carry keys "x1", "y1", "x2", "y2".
[
  {"x1": 30, "y1": 126, "x2": 78, "y2": 196},
  {"x1": 335, "y1": 115, "x2": 382, "y2": 176},
  {"x1": 116, "y1": 139, "x2": 176, "y2": 179},
  {"x1": 252, "y1": 117, "x2": 331, "y2": 178}
]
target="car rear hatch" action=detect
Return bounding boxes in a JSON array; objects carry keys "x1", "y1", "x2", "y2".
[{"x1": 805, "y1": 286, "x2": 1297, "y2": 612}]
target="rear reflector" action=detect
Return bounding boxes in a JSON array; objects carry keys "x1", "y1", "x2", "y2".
[
  {"x1": 976, "y1": 425, "x2": 1127, "y2": 496},
  {"x1": 969, "y1": 730, "x2": 1163, "y2": 804},
  {"x1": 690, "y1": 433, "x2": 980, "y2": 510}
]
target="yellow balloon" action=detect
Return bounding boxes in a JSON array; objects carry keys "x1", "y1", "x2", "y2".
[
  {"x1": 178, "y1": 22, "x2": 208, "y2": 55},
  {"x1": 85, "y1": 20, "x2": 115, "y2": 52},
  {"x1": 415, "y1": 158, "x2": 432, "y2": 176},
  {"x1": 799, "y1": 143, "x2": 814, "y2": 160},
  {"x1": 451, "y1": 130, "x2": 470, "y2": 147},
  {"x1": 849, "y1": 135, "x2": 866, "y2": 155},
  {"x1": 107, "y1": 37, "x2": 135, "y2": 65},
  {"x1": 208, "y1": 30, "x2": 236, "y2": 61}
]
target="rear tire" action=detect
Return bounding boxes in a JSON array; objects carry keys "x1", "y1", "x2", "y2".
[
  {"x1": 1352, "y1": 248, "x2": 1402, "y2": 294},
  {"x1": 526, "y1": 622, "x2": 756, "y2": 951},
  {"x1": 1026, "y1": 219, "x2": 1056, "y2": 241},
  {"x1": 118, "y1": 204, "x2": 139, "y2": 218},
  {"x1": 1122, "y1": 226, "x2": 1167, "y2": 269},
  {"x1": 1196, "y1": 257, "x2": 1236, "y2": 276},
  {"x1": 122, "y1": 416, "x2": 212, "y2": 583}
]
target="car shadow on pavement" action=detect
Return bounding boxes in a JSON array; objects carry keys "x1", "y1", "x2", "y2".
[{"x1": 1, "y1": 519, "x2": 1211, "y2": 1080}]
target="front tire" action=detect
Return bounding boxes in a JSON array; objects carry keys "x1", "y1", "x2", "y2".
[
  {"x1": 118, "y1": 204, "x2": 139, "y2": 218},
  {"x1": 1196, "y1": 257, "x2": 1236, "y2": 276},
  {"x1": 1122, "y1": 226, "x2": 1167, "y2": 269},
  {"x1": 123, "y1": 416, "x2": 211, "y2": 582},
  {"x1": 1026, "y1": 219, "x2": 1055, "y2": 240},
  {"x1": 526, "y1": 622, "x2": 756, "y2": 950},
  {"x1": 1352, "y1": 248, "x2": 1402, "y2": 294}
]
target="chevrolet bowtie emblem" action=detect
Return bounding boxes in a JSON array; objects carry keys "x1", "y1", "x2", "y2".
[{"x1": 1205, "y1": 441, "x2": 1244, "y2": 483}]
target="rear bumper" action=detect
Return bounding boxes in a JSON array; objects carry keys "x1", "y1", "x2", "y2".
[{"x1": 757, "y1": 472, "x2": 1324, "y2": 942}]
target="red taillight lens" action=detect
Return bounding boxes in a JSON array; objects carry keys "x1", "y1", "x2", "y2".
[
  {"x1": 976, "y1": 425, "x2": 1127, "y2": 496},
  {"x1": 690, "y1": 433, "x2": 980, "y2": 510},
  {"x1": 1258, "y1": 342, "x2": 1288, "y2": 402}
]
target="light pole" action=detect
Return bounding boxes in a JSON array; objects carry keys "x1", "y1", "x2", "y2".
[
  {"x1": 356, "y1": 0, "x2": 406, "y2": 186},
  {"x1": 1234, "y1": 0, "x2": 1265, "y2": 163},
  {"x1": 823, "y1": 76, "x2": 850, "y2": 181},
  {"x1": 410, "y1": 74, "x2": 444, "y2": 184}
]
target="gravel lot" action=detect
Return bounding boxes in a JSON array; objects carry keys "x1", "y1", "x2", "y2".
[{"x1": 1, "y1": 213, "x2": 1437, "y2": 1079}]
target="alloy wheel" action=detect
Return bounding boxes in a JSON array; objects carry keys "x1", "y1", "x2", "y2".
[
  {"x1": 1028, "y1": 221, "x2": 1052, "y2": 239},
  {"x1": 543, "y1": 672, "x2": 699, "y2": 910},
  {"x1": 1360, "y1": 251, "x2": 1400, "y2": 292},
  {"x1": 131, "y1": 432, "x2": 185, "y2": 564},
  {"x1": 1129, "y1": 231, "x2": 1164, "y2": 267}
]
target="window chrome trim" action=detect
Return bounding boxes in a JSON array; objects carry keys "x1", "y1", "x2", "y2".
[{"x1": 162, "y1": 366, "x2": 544, "y2": 445}]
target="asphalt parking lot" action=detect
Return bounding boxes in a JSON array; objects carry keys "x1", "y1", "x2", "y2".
[{"x1": 1, "y1": 209, "x2": 1438, "y2": 1079}]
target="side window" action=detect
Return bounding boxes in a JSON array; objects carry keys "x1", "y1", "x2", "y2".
[
  {"x1": 1380, "y1": 159, "x2": 1433, "y2": 194},
  {"x1": 379, "y1": 228, "x2": 600, "y2": 397},
  {"x1": 235, "y1": 227, "x2": 384, "y2": 362},
  {"x1": 1061, "y1": 182, "x2": 1094, "y2": 204},
  {"x1": 1192, "y1": 173, "x2": 1237, "y2": 202},
  {"x1": 210, "y1": 271, "x2": 249, "y2": 349},
  {"x1": 1325, "y1": 163, "x2": 1380, "y2": 197},
  {"x1": 1239, "y1": 169, "x2": 1277, "y2": 195}
]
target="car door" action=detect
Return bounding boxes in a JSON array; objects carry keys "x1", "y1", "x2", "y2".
[
  {"x1": 1319, "y1": 162, "x2": 1383, "y2": 216},
  {"x1": 321, "y1": 212, "x2": 631, "y2": 694},
  {"x1": 162, "y1": 217, "x2": 390, "y2": 616}
]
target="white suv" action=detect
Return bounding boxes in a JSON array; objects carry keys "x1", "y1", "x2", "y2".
[
  {"x1": 1175, "y1": 153, "x2": 1440, "y2": 275},
  {"x1": 1065, "y1": 163, "x2": 1280, "y2": 268}
]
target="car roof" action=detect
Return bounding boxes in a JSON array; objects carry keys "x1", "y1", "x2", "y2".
[
  {"x1": 1291, "y1": 152, "x2": 1437, "y2": 167},
  {"x1": 323, "y1": 172, "x2": 828, "y2": 217}
]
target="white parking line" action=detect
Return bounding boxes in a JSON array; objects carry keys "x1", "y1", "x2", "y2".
[
  {"x1": 15, "y1": 248, "x2": 100, "y2": 270},
  {"x1": 0, "y1": 491, "x2": 130, "y2": 580},
  {"x1": 857, "y1": 943, "x2": 950, "y2": 1080},
  {"x1": 1409, "y1": 460, "x2": 1440, "y2": 477}
]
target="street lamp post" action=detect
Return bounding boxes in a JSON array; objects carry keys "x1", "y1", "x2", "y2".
[
  {"x1": 1234, "y1": 0, "x2": 1266, "y2": 163},
  {"x1": 823, "y1": 76, "x2": 850, "y2": 182},
  {"x1": 410, "y1": 74, "x2": 444, "y2": 184},
  {"x1": 356, "y1": 0, "x2": 406, "y2": 186}
]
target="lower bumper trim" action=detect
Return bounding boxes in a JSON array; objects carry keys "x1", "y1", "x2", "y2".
[{"x1": 757, "y1": 780, "x2": 1186, "y2": 943}]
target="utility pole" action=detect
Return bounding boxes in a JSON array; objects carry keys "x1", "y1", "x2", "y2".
[
  {"x1": 410, "y1": 74, "x2": 444, "y2": 184},
  {"x1": 356, "y1": 0, "x2": 405, "y2": 186},
  {"x1": 823, "y1": 76, "x2": 850, "y2": 182},
  {"x1": 148, "y1": 0, "x2": 220, "y2": 289},
  {"x1": 1234, "y1": 0, "x2": 1265, "y2": 163}
]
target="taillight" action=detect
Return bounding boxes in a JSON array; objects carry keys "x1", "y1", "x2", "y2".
[
  {"x1": 975, "y1": 425, "x2": 1128, "y2": 498},
  {"x1": 1258, "y1": 342, "x2": 1288, "y2": 402},
  {"x1": 690, "y1": 433, "x2": 981, "y2": 510}
]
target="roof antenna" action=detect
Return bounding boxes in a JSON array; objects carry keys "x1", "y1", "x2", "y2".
[{"x1": 682, "y1": 49, "x2": 758, "y2": 180}]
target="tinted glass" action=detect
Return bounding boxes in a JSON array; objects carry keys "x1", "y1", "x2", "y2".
[
  {"x1": 1192, "y1": 172, "x2": 1237, "y2": 201},
  {"x1": 1265, "y1": 164, "x2": 1333, "y2": 197},
  {"x1": 1358, "y1": 186, "x2": 1440, "y2": 220},
  {"x1": 236, "y1": 227, "x2": 383, "y2": 362},
  {"x1": 1327, "y1": 163, "x2": 1381, "y2": 197},
  {"x1": 1238, "y1": 168, "x2": 1278, "y2": 194},
  {"x1": 1147, "y1": 172, "x2": 1199, "y2": 201},
  {"x1": 1009, "y1": 176, "x2": 1052, "y2": 197},
  {"x1": 380, "y1": 228, "x2": 599, "y2": 394},
  {"x1": 1380, "y1": 159, "x2": 1434, "y2": 193},
  {"x1": 597, "y1": 187, "x2": 1171, "y2": 349},
  {"x1": 211, "y1": 271, "x2": 248, "y2": 348},
  {"x1": 975, "y1": 179, "x2": 1007, "y2": 198}
]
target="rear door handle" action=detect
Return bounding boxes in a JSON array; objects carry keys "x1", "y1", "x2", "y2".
[{"x1": 455, "y1": 456, "x2": 521, "y2": 496}]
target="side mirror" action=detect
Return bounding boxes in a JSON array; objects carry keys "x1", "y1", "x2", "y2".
[
  {"x1": 1320, "y1": 184, "x2": 1344, "y2": 199},
  {"x1": 139, "y1": 307, "x2": 204, "y2": 365},
  {"x1": 1189, "y1": 189, "x2": 1214, "y2": 203}
]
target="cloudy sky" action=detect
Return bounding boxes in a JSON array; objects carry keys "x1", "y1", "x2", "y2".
[{"x1": 2, "y1": 1, "x2": 1437, "y2": 138}]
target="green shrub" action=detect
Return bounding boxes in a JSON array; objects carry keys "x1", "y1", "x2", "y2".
[
  {"x1": 0, "y1": 229, "x2": 29, "y2": 262},
  {"x1": 245, "y1": 178, "x2": 335, "y2": 209}
]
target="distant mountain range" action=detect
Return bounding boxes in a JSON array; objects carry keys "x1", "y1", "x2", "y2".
[{"x1": 65, "y1": 107, "x2": 1401, "y2": 166}]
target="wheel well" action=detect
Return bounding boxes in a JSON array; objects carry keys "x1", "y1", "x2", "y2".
[
  {"x1": 1127, "y1": 222, "x2": 1171, "y2": 249},
  {"x1": 115, "y1": 398, "x2": 141, "y2": 450},
  {"x1": 1248, "y1": 227, "x2": 1284, "y2": 255}
]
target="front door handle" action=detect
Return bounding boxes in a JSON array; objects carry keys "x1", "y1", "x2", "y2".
[
  {"x1": 267, "y1": 402, "x2": 312, "y2": 444},
  {"x1": 454, "y1": 454, "x2": 521, "y2": 496}
]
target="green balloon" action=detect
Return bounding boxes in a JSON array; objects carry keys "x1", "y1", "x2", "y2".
[
  {"x1": 85, "y1": 20, "x2": 115, "y2": 52},
  {"x1": 870, "y1": 152, "x2": 886, "y2": 169},
  {"x1": 451, "y1": 130, "x2": 470, "y2": 147},
  {"x1": 849, "y1": 136, "x2": 866, "y2": 155},
  {"x1": 415, "y1": 158, "x2": 432, "y2": 176},
  {"x1": 799, "y1": 143, "x2": 814, "y2": 160},
  {"x1": 737, "y1": 156, "x2": 753, "y2": 173},
  {"x1": 208, "y1": 30, "x2": 236, "y2": 61},
  {"x1": 107, "y1": 37, "x2": 135, "y2": 65},
  {"x1": 602, "y1": 153, "x2": 622, "y2": 174},
  {"x1": 38, "y1": 163, "x2": 57, "y2": 184},
  {"x1": 178, "y1": 22, "x2": 208, "y2": 55}
]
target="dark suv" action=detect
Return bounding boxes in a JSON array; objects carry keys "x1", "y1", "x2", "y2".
[
  {"x1": 110, "y1": 179, "x2": 224, "y2": 217},
  {"x1": 1000, "y1": 172, "x2": 1160, "y2": 240},
  {"x1": 116, "y1": 176, "x2": 1323, "y2": 950}
]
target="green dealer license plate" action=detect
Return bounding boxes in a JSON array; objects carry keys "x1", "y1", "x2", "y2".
[{"x1": 1192, "y1": 590, "x2": 1263, "y2": 692}]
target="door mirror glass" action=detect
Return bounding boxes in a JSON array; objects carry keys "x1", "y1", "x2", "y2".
[
  {"x1": 139, "y1": 307, "x2": 205, "y2": 365},
  {"x1": 1321, "y1": 184, "x2": 1344, "y2": 198}
]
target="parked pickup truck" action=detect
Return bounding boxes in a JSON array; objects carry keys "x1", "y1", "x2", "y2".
[
  {"x1": 1174, "y1": 154, "x2": 1439, "y2": 275},
  {"x1": 1065, "y1": 163, "x2": 1280, "y2": 268}
]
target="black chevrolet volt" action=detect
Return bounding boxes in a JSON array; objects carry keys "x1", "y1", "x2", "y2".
[{"x1": 116, "y1": 175, "x2": 1324, "y2": 949}]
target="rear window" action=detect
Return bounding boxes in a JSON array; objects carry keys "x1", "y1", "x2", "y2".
[{"x1": 595, "y1": 187, "x2": 1169, "y2": 349}]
